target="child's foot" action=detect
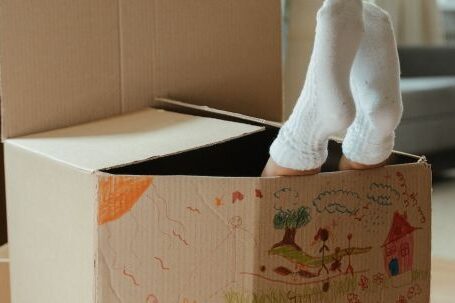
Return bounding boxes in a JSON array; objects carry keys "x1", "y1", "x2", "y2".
[
  {"x1": 262, "y1": 158, "x2": 320, "y2": 177},
  {"x1": 342, "y1": 3, "x2": 403, "y2": 168},
  {"x1": 338, "y1": 155, "x2": 386, "y2": 171},
  {"x1": 267, "y1": 0, "x2": 364, "y2": 176}
]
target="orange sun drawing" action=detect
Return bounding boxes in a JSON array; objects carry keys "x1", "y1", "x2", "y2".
[{"x1": 98, "y1": 176, "x2": 152, "y2": 225}]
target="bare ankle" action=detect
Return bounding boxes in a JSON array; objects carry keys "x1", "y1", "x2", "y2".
[
  {"x1": 338, "y1": 155, "x2": 386, "y2": 171},
  {"x1": 262, "y1": 158, "x2": 321, "y2": 177}
]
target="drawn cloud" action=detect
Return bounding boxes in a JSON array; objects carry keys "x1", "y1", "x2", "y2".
[
  {"x1": 366, "y1": 183, "x2": 400, "y2": 206},
  {"x1": 312, "y1": 189, "x2": 362, "y2": 215}
]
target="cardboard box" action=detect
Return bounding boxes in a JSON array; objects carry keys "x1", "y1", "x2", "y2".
[
  {"x1": 0, "y1": 1, "x2": 431, "y2": 303},
  {"x1": 0, "y1": 244, "x2": 10, "y2": 303},
  {"x1": 3, "y1": 98, "x2": 431, "y2": 303}
]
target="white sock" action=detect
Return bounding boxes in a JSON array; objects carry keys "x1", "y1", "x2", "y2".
[
  {"x1": 270, "y1": 0, "x2": 364, "y2": 170},
  {"x1": 343, "y1": 3, "x2": 403, "y2": 165}
]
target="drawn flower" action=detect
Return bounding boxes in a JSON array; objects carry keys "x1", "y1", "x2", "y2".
[
  {"x1": 255, "y1": 189, "x2": 263, "y2": 199},
  {"x1": 373, "y1": 273, "x2": 385, "y2": 285},
  {"x1": 415, "y1": 284, "x2": 422, "y2": 294},
  {"x1": 407, "y1": 284, "x2": 421, "y2": 299},
  {"x1": 232, "y1": 191, "x2": 244, "y2": 203},
  {"x1": 396, "y1": 295, "x2": 407, "y2": 303},
  {"x1": 213, "y1": 197, "x2": 223, "y2": 207},
  {"x1": 358, "y1": 275, "x2": 369, "y2": 290},
  {"x1": 407, "y1": 287, "x2": 415, "y2": 299},
  {"x1": 347, "y1": 293, "x2": 361, "y2": 303}
]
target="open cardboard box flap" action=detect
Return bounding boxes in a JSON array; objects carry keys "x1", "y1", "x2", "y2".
[
  {"x1": 0, "y1": 0, "x2": 282, "y2": 140},
  {"x1": 7, "y1": 106, "x2": 266, "y2": 172}
]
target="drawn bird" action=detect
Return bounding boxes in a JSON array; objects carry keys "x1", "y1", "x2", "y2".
[
  {"x1": 214, "y1": 197, "x2": 223, "y2": 207},
  {"x1": 255, "y1": 189, "x2": 263, "y2": 199},
  {"x1": 232, "y1": 191, "x2": 244, "y2": 204}
]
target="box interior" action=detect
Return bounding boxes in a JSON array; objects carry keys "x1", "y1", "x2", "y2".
[
  {"x1": 104, "y1": 131, "x2": 421, "y2": 177},
  {"x1": 103, "y1": 99, "x2": 422, "y2": 177}
]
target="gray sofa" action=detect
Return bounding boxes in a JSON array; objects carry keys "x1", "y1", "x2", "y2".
[{"x1": 396, "y1": 47, "x2": 455, "y2": 168}]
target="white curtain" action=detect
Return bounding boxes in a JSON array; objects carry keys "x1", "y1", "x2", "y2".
[
  {"x1": 366, "y1": 0, "x2": 445, "y2": 46},
  {"x1": 283, "y1": 0, "x2": 446, "y2": 119}
]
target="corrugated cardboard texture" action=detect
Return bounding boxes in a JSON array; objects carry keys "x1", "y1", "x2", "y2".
[
  {"x1": 4, "y1": 145, "x2": 96, "y2": 303},
  {"x1": 0, "y1": 244, "x2": 10, "y2": 303},
  {"x1": 97, "y1": 163, "x2": 431, "y2": 303},
  {"x1": 7, "y1": 108, "x2": 264, "y2": 172},
  {"x1": 0, "y1": 0, "x2": 282, "y2": 139}
]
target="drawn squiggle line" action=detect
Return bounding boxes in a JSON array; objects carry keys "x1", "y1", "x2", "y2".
[
  {"x1": 149, "y1": 201, "x2": 173, "y2": 239},
  {"x1": 239, "y1": 226, "x2": 259, "y2": 247},
  {"x1": 104, "y1": 225, "x2": 122, "y2": 271},
  {"x1": 153, "y1": 257, "x2": 170, "y2": 271},
  {"x1": 146, "y1": 294, "x2": 159, "y2": 303},
  {"x1": 122, "y1": 268, "x2": 140, "y2": 286},
  {"x1": 129, "y1": 197, "x2": 172, "y2": 250},
  {"x1": 99, "y1": 250, "x2": 123, "y2": 303},
  {"x1": 143, "y1": 193, "x2": 177, "y2": 240},
  {"x1": 172, "y1": 230, "x2": 190, "y2": 246},
  {"x1": 186, "y1": 206, "x2": 201, "y2": 214},
  {"x1": 151, "y1": 185, "x2": 185, "y2": 230}
]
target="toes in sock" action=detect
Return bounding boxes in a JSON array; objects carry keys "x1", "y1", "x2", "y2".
[
  {"x1": 270, "y1": 0, "x2": 364, "y2": 170},
  {"x1": 343, "y1": 3, "x2": 403, "y2": 165}
]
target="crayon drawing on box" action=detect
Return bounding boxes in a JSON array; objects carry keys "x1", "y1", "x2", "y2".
[{"x1": 96, "y1": 167, "x2": 430, "y2": 303}]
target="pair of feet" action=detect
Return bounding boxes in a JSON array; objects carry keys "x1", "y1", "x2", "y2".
[
  {"x1": 263, "y1": 0, "x2": 403, "y2": 177},
  {"x1": 262, "y1": 155, "x2": 386, "y2": 177}
]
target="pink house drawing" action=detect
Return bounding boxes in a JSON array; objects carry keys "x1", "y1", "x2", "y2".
[{"x1": 382, "y1": 212, "x2": 419, "y2": 276}]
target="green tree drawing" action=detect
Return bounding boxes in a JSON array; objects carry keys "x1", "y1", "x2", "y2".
[{"x1": 272, "y1": 206, "x2": 311, "y2": 251}]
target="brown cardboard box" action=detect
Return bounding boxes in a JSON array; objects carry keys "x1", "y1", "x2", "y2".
[
  {"x1": 3, "y1": 99, "x2": 432, "y2": 303},
  {"x1": 0, "y1": 244, "x2": 10, "y2": 303},
  {"x1": 0, "y1": 1, "x2": 431, "y2": 303}
]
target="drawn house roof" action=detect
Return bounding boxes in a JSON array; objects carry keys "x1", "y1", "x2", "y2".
[{"x1": 383, "y1": 212, "x2": 419, "y2": 246}]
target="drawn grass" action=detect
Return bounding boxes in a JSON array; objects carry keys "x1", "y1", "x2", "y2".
[
  {"x1": 222, "y1": 269, "x2": 430, "y2": 303},
  {"x1": 269, "y1": 244, "x2": 372, "y2": 268}
]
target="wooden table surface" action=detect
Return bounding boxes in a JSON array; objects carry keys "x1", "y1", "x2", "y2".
[{"x1": 432, "y1": 258, "x2": 455, "y2": 303}]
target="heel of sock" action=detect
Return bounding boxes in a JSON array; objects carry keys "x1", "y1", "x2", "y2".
[
  {"x1": 342, "y1": 127, "x2": 395, "y2": 165},
  {"x1": 269, "y1": 134, "x2": 328, "y2": 171}
]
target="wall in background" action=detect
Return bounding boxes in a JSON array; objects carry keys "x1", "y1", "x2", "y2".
[
  {"x1": 439, "y1": 0, "x2": 455, "y2": 45},
  {"x1": 283, "y1": 0, "x2": 446, "y2": 119},
  {"x1": 0, "y1": 146, "x2": 6, "y2": 245}
]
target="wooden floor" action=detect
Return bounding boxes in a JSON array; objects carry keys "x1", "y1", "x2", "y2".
[{"x1": 432, "y1": 258, "x2": 455, "y2": 303}]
